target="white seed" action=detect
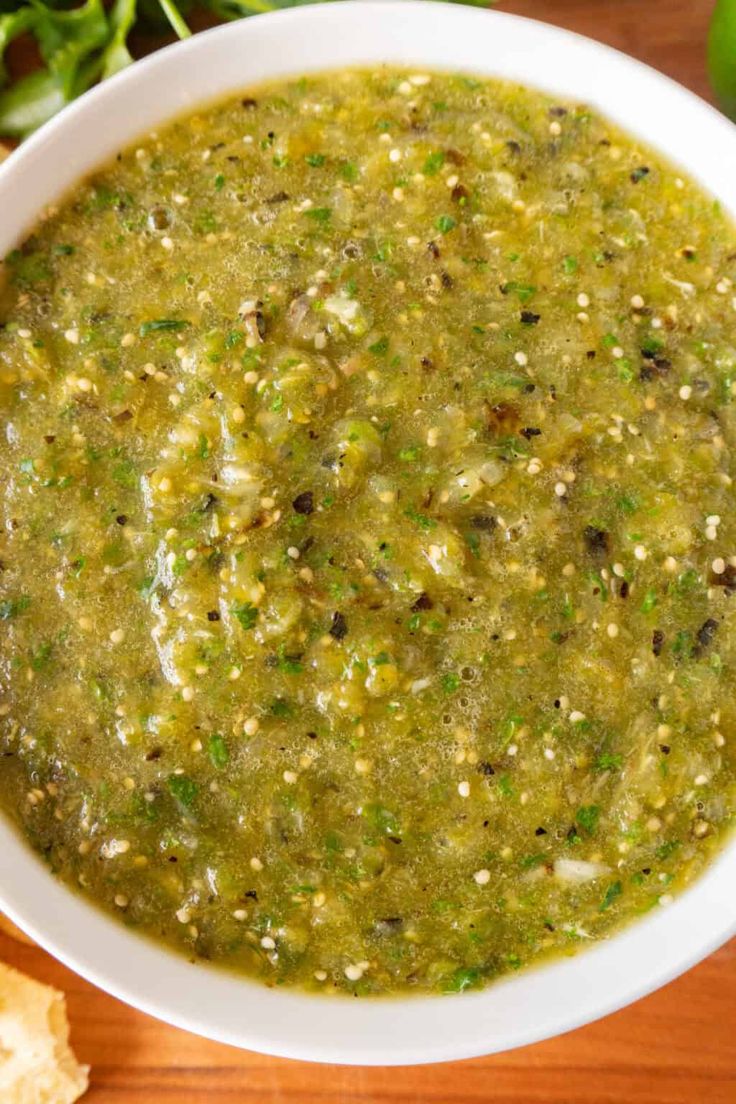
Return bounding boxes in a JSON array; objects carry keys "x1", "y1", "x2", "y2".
[
  {"x1": 457, "y1": 780, "x2": 470, "y2": 798},
  {"x1": 473, "y1": 868, "x2": 491, "y2": 885}
]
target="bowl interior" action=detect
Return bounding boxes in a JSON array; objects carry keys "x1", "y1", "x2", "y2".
[{"x1": 1, "y1": 0, "x2": 735, "y2": 1065}]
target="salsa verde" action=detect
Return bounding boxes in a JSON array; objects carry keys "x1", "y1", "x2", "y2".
[{"x1": 1, "y1": 68, "x2": 735, "y2": 996}]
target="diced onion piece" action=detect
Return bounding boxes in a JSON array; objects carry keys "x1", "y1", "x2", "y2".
[{"x1": 553, "y1": 858, "x2": 610, "y2": 884}]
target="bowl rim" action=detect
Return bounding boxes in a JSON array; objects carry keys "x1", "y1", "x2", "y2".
[{"x1": 1, "y1": 0, "x2": 736, "y2": 1066}]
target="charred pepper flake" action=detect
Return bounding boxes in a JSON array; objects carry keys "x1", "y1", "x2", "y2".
[
  {"x1": 583, "y1": 525, "x2": 610, "y2": 556},
  {"x1": 477, "y1": 761, "x2": 496, "y2": 776},
  {"x1": 410, "y1": 592, "x2": 433, "y2": 612},
  {"x1": 520, "y1": 427, "x2": 541, "y2": 440},
  {"x1": 329, "y1": 611, "x2": 348, "y2": 640},
  {"x1": 207, "y1": 610, "x2": 221, "y2": 622},
  {"x1": 427, "y1": 241, "x2": 441, "y2": 259},
  {"x1": 695, "y1": 618, "x2": 719, "y2": 653},
  {"x1": 241, "y1": 97, "x2": 258, "y2": 109},
  {"x1": 115, "y1": 514, "x2": 128, "y2": 526},
  {"x1": 373, "y1": 917, "x2": 404, "y2": 935},
  {"x1": 470, "y1": 514, "x2": 497, "y2": 532},
  {"x1": 520, "y1": 310, "x2": 540, "y2": 325},
  {"x1": 640, "y1": 357, "x2": 671, "y2": 381},
  {"x1": 292, "y1": 491, "x2": 314, "y2": 515},
  {"x1": 652, "y1": 630, "x2": 665, "y2": 657},
  {"x1": 630, "y1": 166, "x2": 650, "y2": 183},
  {"x1": 710, "y1": 563, "x2": 736, "y2": 590}
]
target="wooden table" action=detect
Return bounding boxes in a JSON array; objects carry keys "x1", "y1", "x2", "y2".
[{"x1": 3, "y1": 1, "x2": 735, "y2": 1099}]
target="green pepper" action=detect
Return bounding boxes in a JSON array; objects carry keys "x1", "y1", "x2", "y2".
[{"x1": 709, "y1": 0, "x2": 736, "y2": 120}]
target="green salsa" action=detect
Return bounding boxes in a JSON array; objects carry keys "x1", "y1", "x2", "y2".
[{"x1": 1, "y1": 68, "x2": 735, "y2": 996}]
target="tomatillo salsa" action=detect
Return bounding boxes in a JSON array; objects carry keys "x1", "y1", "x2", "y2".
[{"x1": 1, "y1": 69, "x2": 735, "y2": 995}]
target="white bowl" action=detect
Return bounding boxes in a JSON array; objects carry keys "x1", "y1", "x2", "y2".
[{"x1": 1, "y1": 0, "x2": 735, "y2": 1066}]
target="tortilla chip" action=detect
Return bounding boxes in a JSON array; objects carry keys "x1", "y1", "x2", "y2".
[{"x1": 0, "y1": 961, "x2": 89, "y2": 1103}]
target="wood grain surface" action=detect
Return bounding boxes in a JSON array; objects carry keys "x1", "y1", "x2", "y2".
[{"x1": 3, "y1": 1, "x2": 735, "y2": 1100}]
